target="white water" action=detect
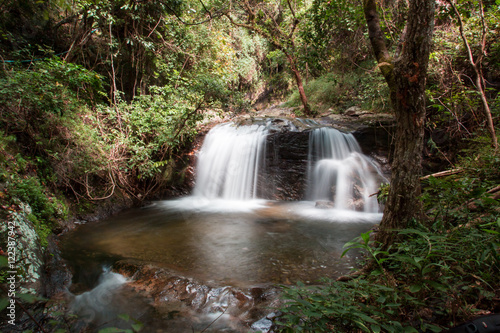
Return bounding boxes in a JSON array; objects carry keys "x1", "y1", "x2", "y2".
[
  {"x1": 193, "y1": 123, "x2": 268, "y2": 200},
  {"x1": 70, "y1": 268, "x2": 128, "y2": 323},
  {"x1": 307, "y1": 127, "x2": 386, "y2": 213}
]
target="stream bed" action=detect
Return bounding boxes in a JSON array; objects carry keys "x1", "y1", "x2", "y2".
[{"x1": 60, "y1": 198, "x2": 381, "y2": 332}]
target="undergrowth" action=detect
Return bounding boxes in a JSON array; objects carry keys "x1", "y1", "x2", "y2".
[{"x1": 283, "y1": 64, "x2": 390, "y2": 114}]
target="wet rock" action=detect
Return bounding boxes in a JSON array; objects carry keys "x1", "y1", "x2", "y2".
[
  {"x1": 41, "y1": 235, "x2": 72, "y2": 298},
  {"x1": 315, "y1": 201, "x2": 336, "y2": 209},
  {"x1": 347, "y1": 199, "x2": 365, "y2": 212},
  {"x1": 250, "y1": 287, "x2": 264, "y2": 301},
  {"x1": 261, "y1": 130, "x2": 310, "y2": 200},
  {"x1": 343, "y1": 106, "x2": 363, "y2": 116},
  {"x1": 352, "y1": 120, "x2": 395, "y2": 174},
  {"x1": 251, "y1": 316, "x2": 273, "y2": 332},
  {"x1": 113, "y1": 260, "x2": 282, "y2": 333}
]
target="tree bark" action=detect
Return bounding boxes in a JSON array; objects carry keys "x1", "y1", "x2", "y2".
[{"x1": 363, "y1": 0, "x2": 435, "y2": 245}]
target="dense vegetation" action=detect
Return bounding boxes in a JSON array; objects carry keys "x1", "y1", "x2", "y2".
[{"x1": 0, "y1": 0, "x2": 499, "y2": 332}]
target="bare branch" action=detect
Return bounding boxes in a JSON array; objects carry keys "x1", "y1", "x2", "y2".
[
  {"x1": 85, "y1": 171, "x2": 116, "y2": 200},
  {"x1": 285, "y1": 0, "x2": 296, "y2": 19},
  {"x1": 447, "y1": 0, "x2": 498, "y2": 150},
  {"x1": 147, "y1": 15, "x2": 163, "y2": 38}
]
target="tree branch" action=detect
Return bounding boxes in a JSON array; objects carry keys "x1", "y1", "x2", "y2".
[
  {"x1": 363, "y1": 0, "x2": 395, "y2": 88},
  {"x1": 158, "y1": 0, "x2": 225, "y2": 26},
  {"x1": 54, "y1": 11, "x2": 84, "y2": 30},
  {"x1": 420, "y1": 168, "x2": 462, "y2": 180}
]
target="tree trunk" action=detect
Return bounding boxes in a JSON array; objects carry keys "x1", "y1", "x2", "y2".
[
  {"x1": 285, "y1": 52, "x2": 311, "y2": 115},
  {"x1": 363, "y1": 0, "x2": 435, "y2": 245}
]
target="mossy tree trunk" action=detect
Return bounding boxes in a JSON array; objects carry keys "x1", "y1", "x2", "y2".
[{"x1": 363, "y1": 0, "x2": 435, "y2": 246}]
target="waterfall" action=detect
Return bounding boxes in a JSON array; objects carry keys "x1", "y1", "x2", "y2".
[
  {"x1": 192, "y1": 122, "x2": 385, "y2": 212},
  {"x1": 307, "y1": 127, "x2": 384, "y2": 212},
  {"x1": 193, "y1": 123, "x2": 268, "y2": 200}
]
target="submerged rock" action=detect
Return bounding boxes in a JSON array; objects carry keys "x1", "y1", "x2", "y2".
[{"x1": 113, "y1": 260, "x2": 282, "y2": 332}]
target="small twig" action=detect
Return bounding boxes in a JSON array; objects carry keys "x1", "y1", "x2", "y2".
[
  {"x1": 200, "y1": 306, "x2": 228, "y2": 333},
  {"x1": 486, "y1": 185, "x2": 500, "y2": 194},
  {"x1": 63, "y1": 40, "x2": 76, "y2": 61},
  {"x1": 175, "y1": 55, "x2": 192, "y2": 89},
  {"x1": 147, "y1": 15, "x2": 163, "y2": 38}
]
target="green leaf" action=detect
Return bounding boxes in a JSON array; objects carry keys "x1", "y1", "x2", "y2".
[
  {"x1": 371, "y1": 324, "x2": 381, "y2": 333},
  {"x1": 422, "y1": 265, "x2": 434, "y2": 275},
  {"x1": 0, "y1": 297, "x2": 10, "y2": 311},
  {"x1": 423, "y1": 323, "x2": 443, "y2": 332},
  {"x1": 132, "y1": 321, "x2": 144, "y2": 332},
  {"x1": 118, "y1": 313, "x2": 131, "y2": 322},
  {"x1": 426, "y1": 280, "x2": 448, "y2": 292},
  {"x1": 409, "y1": 284, "x2": 422, "y2": 293},
  {"x1": 17, "y1": 293, "x2": 45, "y2": 303},
  {"x1": 403, "y1": 326, "x2": 419, "y2": 333},
  {"x1": 296, "y1": 299, "x2": 312, "y2": 307},
  {"x1": 0, "y1": 256, "x2": 8, "y2": 267},
  {"x1": 355, "y1": 313, "x2": 378, "y2": 324}
]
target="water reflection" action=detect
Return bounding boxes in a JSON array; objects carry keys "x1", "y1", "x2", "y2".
[{"x1": 62, "y1": 199, "x2": 381, "y2": 287}]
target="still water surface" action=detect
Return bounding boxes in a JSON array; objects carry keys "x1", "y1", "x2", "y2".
[{"x1": 62, "y1": 198, "x2": 381, "y2": 288}]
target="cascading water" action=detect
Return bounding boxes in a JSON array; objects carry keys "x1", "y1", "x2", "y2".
[
  {"x1": 193, "y1": 122, "x2": 268, "y2": 200},
  {"x1": 307, "y1": 127, "x2": 386, "y2": 213}
]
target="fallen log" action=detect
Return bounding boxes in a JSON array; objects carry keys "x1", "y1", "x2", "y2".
[{"x1": 420, "y1": 168, "x2": 462, "y2": 180}]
